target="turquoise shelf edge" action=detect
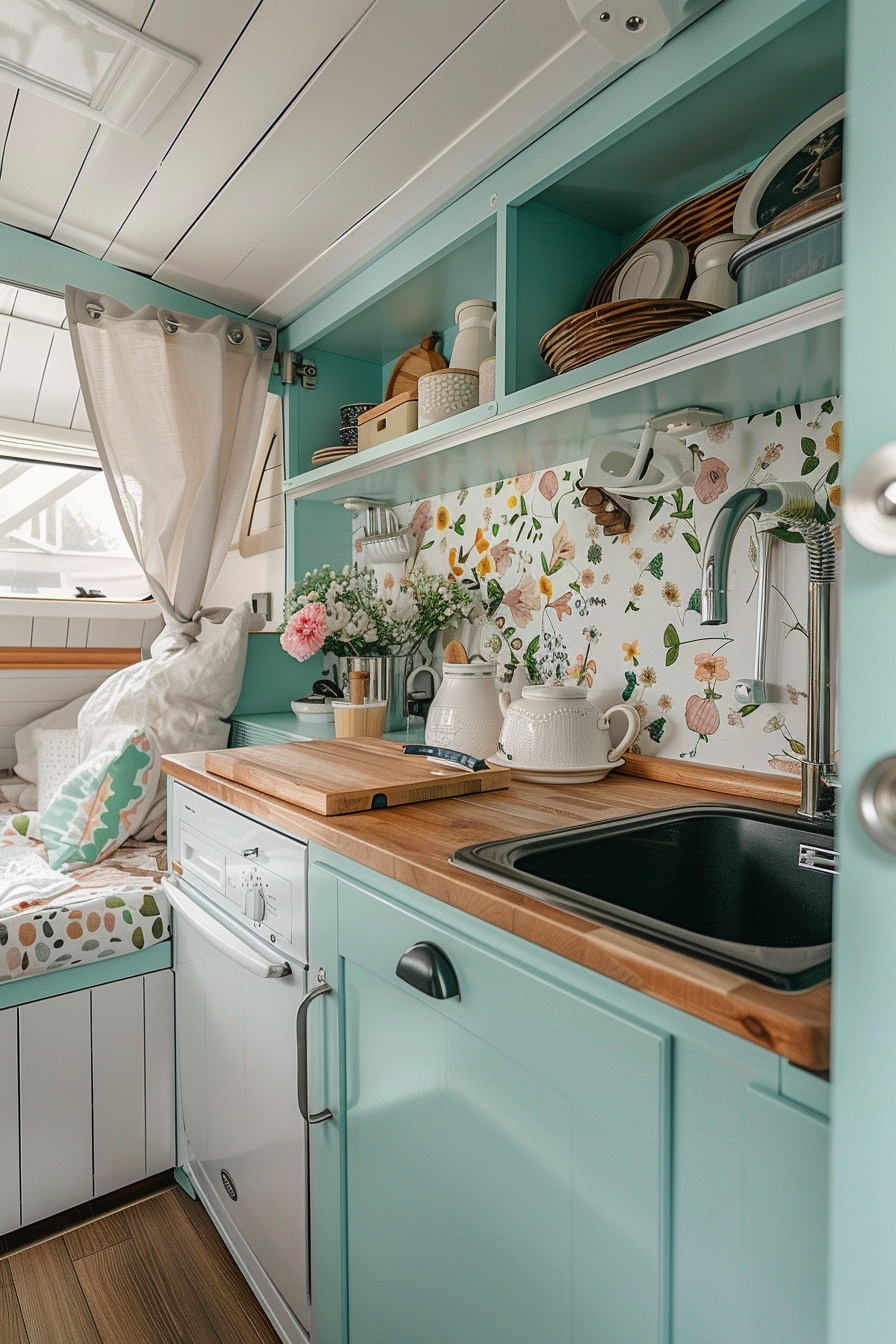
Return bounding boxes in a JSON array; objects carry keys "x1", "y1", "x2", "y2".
[
  {"x1": 0, "y1": 941, "x2": 171, "y2": 1012},
  {"x1": 284, "y1": 267, "x2": 842, "y2": 505}
]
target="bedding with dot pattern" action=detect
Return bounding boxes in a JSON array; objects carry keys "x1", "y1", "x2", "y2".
[{"x1": 0, "y1": 813, "x2": 169, "y2": 983}]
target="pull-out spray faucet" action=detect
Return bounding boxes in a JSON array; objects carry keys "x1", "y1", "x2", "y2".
[{"x1": 700, "y1": 482, "x2": 837, "y2": 819}]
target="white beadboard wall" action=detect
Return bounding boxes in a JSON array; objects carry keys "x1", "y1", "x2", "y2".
[{"x1": 0, "y1": 601, "x2": 163, "y2": 773}]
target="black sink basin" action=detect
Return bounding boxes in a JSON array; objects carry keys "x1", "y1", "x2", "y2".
[{"x1": 452, "y1": 805, "x2": 835, "y2": 991}]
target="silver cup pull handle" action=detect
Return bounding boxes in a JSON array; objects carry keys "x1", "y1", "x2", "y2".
[
  {"x1": 858, "y1": 757, "x2": 896, "y2": 856},
  {"x1": 296, "y1": 982, "x2": 333, "y2": 1124},
  {"x1": 843, "y1": 441, "x2": 896, "y2": 554}
]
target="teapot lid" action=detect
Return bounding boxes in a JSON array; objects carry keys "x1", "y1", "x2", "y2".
[{"x1": 521, "y1": 683, "x2": 587, "y2": 700}]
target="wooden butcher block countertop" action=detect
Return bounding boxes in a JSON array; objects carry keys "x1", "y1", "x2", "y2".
[{"x1": 162, "y1": 751, "x2": 830, "y2": 1072}]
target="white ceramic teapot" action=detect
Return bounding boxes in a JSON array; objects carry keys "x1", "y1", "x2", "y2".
[
  {"x1": 494, "y1": 684, "x2": 641, "y2": 782},
  {"x1": 424, "y1": 662, "x2": 504, "y2": 760}
]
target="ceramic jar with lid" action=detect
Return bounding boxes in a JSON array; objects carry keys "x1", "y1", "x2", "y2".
[
  {"x1": 686, "y1": 233, "x2": 749, "y2": 309},
  {"x1": 450, "y1": 299, "x2": 497, "y2": 371},
  {"x1": 424, "y1": 662, "x2": 504, "y2": 760}
]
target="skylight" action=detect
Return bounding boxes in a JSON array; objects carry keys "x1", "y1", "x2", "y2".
[{"x1": 0, "y1": 0, "x2": 196, "y2": 136}]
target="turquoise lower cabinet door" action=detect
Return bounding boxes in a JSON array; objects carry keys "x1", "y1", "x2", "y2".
[
  {"x1": 337, "y1": 876, "x2": 669, "y2": 1344},
  {"x1": 742, "y1": 1088, "x2": 828, "y2": 1344}
]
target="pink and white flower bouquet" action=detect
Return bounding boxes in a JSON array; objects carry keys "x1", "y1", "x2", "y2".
[{"x1": 280, "y1": 563, "x2": 473, "y2": 662}]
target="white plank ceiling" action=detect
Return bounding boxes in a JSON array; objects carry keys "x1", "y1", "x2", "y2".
[
  {"x1": 0, "y1": 287, "x2": 88, "y2": 435},
  {"x1": 0, "y1": 0, "x2": 637, "y2": 325}
]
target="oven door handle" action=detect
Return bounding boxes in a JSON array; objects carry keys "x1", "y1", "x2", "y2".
[{"x1": 161, "y1": 877, "x2": 292, "y2": 979}]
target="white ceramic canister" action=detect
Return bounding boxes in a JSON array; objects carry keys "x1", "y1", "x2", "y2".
[
  {"x1": 686, "y1": 233, "x2": 750, "y2": 309},
  {"x1": 417, "y1": 368, "x2": 479, "y2": 428},
  {"x1": 450, "y1": 299, "x2": 497, "y2": 371},
  {"x1": 425, "y1": 662, "x2": 504, "y2": 760},
  {"x1": 478, "y1": 312, "x2": 498, "y2": 404}
]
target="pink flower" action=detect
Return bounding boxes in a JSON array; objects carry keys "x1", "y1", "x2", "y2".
[
  {"x1": 410, "y1": 500, "x2": 433, "y2": 541},
  {"x1": 769, "y1": 756, "x2": 801, "y2": 776},
  {"x1": 548, "y1": 592, "x2": 573, "y2": 620},
  {"x1": 539, "y1": 470, "x2": 559, "y2": 501},
  {"x1": 548, "y1": 520, "x2": 575, "y2": 570},
  {"x1": 280, "y1": 602, "x2": 327, "y2": 661},
  {"x1": 694, "y1": 457, "x2": 729, "y2": 504},
  {"x1": 491, "y1": 538, "x2": 515, "y2": 576},
  {"x1": 694, "y1": 652, "x2": 729, "y2": 684},
  {"x1": 516, "y1": 473, "x2": 536, "y2": 495},
  {"x1": 501, "y1": 573, "x2": 541, "y2": 628}
]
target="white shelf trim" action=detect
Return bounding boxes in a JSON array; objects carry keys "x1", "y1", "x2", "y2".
[{"x1": 285, "y1": 289, "x2": 843, "y2": 501}]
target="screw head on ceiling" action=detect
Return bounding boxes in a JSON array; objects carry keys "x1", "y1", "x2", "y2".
[{"x1": 625, "y1": 13, "x2": 645, "y2": 29}]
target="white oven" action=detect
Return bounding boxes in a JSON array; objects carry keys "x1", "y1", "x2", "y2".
[{"x1": 167, "y1": 782, "x2": 312, "y2": 1344}]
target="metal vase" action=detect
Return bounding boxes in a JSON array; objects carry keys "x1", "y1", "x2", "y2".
[{"x1": 333, "y1": 655, "x2": 412, "y2": 734}]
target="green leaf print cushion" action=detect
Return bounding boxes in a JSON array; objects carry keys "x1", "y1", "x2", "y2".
[{"x1": 41, "y1": 727, "x2": 161, "y2": 869}]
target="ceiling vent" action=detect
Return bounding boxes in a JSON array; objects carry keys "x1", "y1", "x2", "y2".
[{"x1": 0, "y1": 0, "x2": 196, "y2": 136}]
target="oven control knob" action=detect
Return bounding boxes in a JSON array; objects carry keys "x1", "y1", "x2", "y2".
[{"x1": 246, "y1": 885, "x2": 266, "y2": 923}]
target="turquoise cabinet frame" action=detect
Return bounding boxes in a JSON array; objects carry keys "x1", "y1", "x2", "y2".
[{"x1": 829, "y1": 0, "x2": 896, "y2": 1338}]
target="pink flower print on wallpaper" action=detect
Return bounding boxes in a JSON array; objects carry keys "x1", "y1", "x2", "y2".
[
  {"x1": 501, "y1": 573, "x2": 541, "y2": 627},
  {"x1": 361, "y1": 398, "x2": 842, "y2": 778},
  {"x1": 694, "y1": 457, "x2": 729, "y2": 504}
]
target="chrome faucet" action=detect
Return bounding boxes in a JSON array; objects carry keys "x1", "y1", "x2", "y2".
[{"x1": 700, "y1": 482, "x2": 837, "y2": 820}]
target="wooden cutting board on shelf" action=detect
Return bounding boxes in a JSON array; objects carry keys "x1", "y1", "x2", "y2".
[
  {"x1": 385, "y1": 333, "x2": 447, "y2": 399},
  {"x1": 204, "y1": 738, "x2": 510, "y2": 815}
]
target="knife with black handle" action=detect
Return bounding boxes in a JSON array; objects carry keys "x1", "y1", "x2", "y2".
[{"x1": 401, "y1": 745, "x2": 490, "y2": 773}]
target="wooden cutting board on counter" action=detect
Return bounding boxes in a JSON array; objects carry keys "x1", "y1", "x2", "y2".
[{"x1": 204, "y1": 738, "x2": 510, "y2": 815}]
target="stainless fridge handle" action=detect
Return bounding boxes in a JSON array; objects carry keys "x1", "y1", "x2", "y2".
[{"x1": 296, "y1": 981, "x2": 333, "y2": 1124}]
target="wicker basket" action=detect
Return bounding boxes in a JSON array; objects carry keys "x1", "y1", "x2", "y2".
[{"x1": 539, "y1": 298, "x2": 719, "y2": 376}]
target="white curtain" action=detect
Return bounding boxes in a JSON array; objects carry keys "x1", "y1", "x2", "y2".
[{"x1": 65, "y1": 288, "x2": 275, "y2": 649}]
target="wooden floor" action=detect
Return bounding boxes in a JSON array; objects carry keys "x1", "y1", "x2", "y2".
[{"x1": 0, "y1": 1181, "x2": 282, "y2": 1344}]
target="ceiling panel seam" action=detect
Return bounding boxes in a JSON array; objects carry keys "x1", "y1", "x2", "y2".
[
  {"x1": 146, "y1": 0, "x2": 384, "y2": 273},
  {"x1": 0, "y1": 92, "x2": 18, "y2": 180},
  {"x1": 50, "y1": 126, "x2": 100, "y2": 237},
  {"x1": 31, "y1": 336, "x2": 57, "y2": 424},
  {"x1": 167, "y1": 0, "x2": 507, "y2": 292},
  {"x1": 100, "y1": 0, "x2": 270, "y2": 263}
]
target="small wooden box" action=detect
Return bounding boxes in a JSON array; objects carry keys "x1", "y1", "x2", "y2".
[{"x1": 357, "y1": 392, "x2": 418, "y2": 450}]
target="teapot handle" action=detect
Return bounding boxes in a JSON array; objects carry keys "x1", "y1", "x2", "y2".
[
  {"x1": 489, "y1": 310, "x2": 498, "y2": 343},
  {"x1": 600, "y1": 703, "x2": 641, "y2": 762}
]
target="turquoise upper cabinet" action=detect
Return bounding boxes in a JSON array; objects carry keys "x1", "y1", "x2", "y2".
[
  {"x1": 830, "y1": 0, "x2": 896, "y2": 1339},
  {"x1": 331, "y1": 868, "x2": 669, "y2": 1344}
]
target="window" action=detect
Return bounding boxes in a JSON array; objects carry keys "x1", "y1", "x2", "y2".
[{"x1": 0, "y1": 280, "x2": 146, "y2": 600}]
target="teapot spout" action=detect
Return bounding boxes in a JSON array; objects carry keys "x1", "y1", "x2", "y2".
[{"x1": 498, "y1": 689, "x2": 512, "y2": 720}]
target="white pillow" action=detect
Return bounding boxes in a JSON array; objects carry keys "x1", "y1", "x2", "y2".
[
  {"x1": 77, "y1": 604, "x2": 253, "y2": 832},
  {"x1": 36, "y1": 728, "x2": 81, "y2": 813},
  {"x1": 14, "y1": 692, "x2": 91, "y2": 784}
]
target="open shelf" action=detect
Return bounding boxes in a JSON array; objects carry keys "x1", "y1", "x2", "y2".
[
  {"x1": 284, "y1": 266, "x2": 841, "y2": 505},
  {"x1": 506, "y1": 0, "x2": 845, "y2": 396},
  {"x1": 288, "y1": 223, "x2": 496, "y2": 475}
]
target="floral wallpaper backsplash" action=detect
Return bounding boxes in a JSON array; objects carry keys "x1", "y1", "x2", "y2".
[{"x1": 354, "y1": 396, "x2": 841, "y2": 776}]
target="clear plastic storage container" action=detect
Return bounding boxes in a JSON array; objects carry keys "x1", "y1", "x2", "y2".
[{"x1": 729, "y1": 203, "x2": 842, "y2": 303}]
